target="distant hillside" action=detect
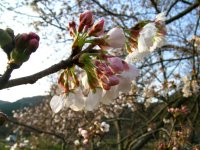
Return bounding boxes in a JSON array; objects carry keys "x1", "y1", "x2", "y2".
[
  {"x1": 0, "y1": 95, "x2": 47, "y2": 116},
  {"x1": 0, "y1": 100, "x2": 10, "y2": 105}
]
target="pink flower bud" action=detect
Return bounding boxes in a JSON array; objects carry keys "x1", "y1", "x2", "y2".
[
  {"x1": 101, "y1": 75, "x2": 119, "y2": 86},
  {"x1": 80, "y1": 130, "x2": 88, "y2": 138},
  {"x1": 15, "y1": 33, "x2": 29, "y2": 51},
  {"x1": 78, "y1": 10, "x2": 94, "y2": 32},
  {"x1": 78, "y1": 128, "x2": 83, "y2": 133},
  {"x1": 28, "y1": 32, "x2": 40, "y2": 41},
  {"x1": 95, "y1": 61, "x2": 113, "y2": 75},
  {"x1": 68, "y1": 21, "x2": 76, "y2": 37},
  {"x1": 27, "y1": 39, "x2": 39, "y2": 52},
  {"x1": 102, "y1": 82, "x2": 111, "y2": 90},
  {"x1": 106, "y1": 27, "x2": 125, "y2": 48},
  {"x1": 108, "y1": 76, "x2": 119, "y2": 86},
  {"x1": 83, "y1": 139, "x2": 88, "y2": 144},
  {"x1": 181, "y1": 105, "x2": 189, "y2": 115},
  {"x1": 107, "y1": 57, "x2": 124, "y2": 73},
  {"x1": 88, "y1": 19, "x2": 104, "y2": 36},
  {"x1": 168, "y1": 108, "x2": 174, "y2": 113}
]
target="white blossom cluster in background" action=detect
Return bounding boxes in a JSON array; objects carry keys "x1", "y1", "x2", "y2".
[
  {"x1": 77, "y1": 121, "x2": 110, "y2": 145},
  {"x1": 182, "y1": 75, "x2": 200, "y2": 97}
]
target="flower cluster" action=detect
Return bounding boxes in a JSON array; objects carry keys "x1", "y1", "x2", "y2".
[
  {"x1": 0, "y1": 28, "x2": 40, "y2": 67},
  {"x1": 168, "y1": 105, "x2": 189, "y2": 117},
  {"x1": 182, "y1": 75, "x2": 200, "y2": 97},
  {"x1": 77, "y1": 121, "x2": 110, "y2": 145},
  {"x1": 50, "y1": 10, "x2": 166, "y2": 113}
]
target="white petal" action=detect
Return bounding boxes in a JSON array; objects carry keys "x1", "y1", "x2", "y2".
[
  {"x1": 100, "y1": 86, "x2": 119, "y2": 104},
  {"x1": 150, "y1": 36, "x2": 166, "y2": 52},
  {"x1": 125, "y1": 51, "x2": 151, "y2": 62},
  {"x1": 155, "y1": 12, "x2": 166, "y2": 23},
  {"x1": 85, "y1": 88, "x2": 102, "y2": 111},
  {"x1": 81, "y1": 74, "x2": 90, "y2": 90},
  {"x1": 64, "y1": 93, "x2": 73, "y2": 107},
  {"x1": 138, "y1": 23, "x2": 157, "y2": 52},
  {"x1": 69, "y1": 89, "x2": 85, "y2": 111},
  {"x1": 140, "y1": 23, "x2": 157, "y2": 38},
  {"x1": 50, "y1": 95, "x2": 64, "y2": 113},
  {"x1": 138, "y1": 36, "x2": 148, "y2": 52}
]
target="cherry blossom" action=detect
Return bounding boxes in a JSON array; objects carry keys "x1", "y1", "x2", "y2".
[{"x1": 126, "y1": 12, "x2": 166, "y2": 62}]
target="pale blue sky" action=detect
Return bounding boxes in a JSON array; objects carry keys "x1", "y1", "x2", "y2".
[{"x1": 0, "y1": 1, "x2": 70, "y2": 102}]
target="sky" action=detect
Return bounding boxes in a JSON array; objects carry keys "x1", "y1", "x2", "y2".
[{"x1": 0, "y1": 1, "x2": 70, "y2": 102}]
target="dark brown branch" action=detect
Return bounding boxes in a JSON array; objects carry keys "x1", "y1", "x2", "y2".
[
  {"x1": 181, "y1": 0, "x2": 193, "y2": 5},
  {"x1": 166, "y1": 0, "x2": 199, "y2": 24},
  {"x1": 0, "y1": 63, "x2": 20, "y2": 89},
  {"x1": 1, "y1": 57, "x2": 73, "y2": 89},
  {"x1": 91, "y1": 0, "x2": 138, "y2": 21},
  {"x1": 150, "y1": 0, "x2": 160, "y2": 13},
  {"x1": 166, "y1": 0, "x2": 179, "y2": 16}
]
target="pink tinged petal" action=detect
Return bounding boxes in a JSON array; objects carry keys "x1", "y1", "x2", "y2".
[
  {"x1": 118, "y1": 78, "x2": 132, "y2": 93},
  {"x1": 107, "y1": 27, "x2": 125, "y2": 48},
  {"x1": 107, "y1": 57, "x2": 124, "y2": 73},
  {"x1": 50, "y1": 95, "x2": 65, "y2": 113},
  {"x1": 120, "y1": 64, "x2": 139, "y2": 81},
  {"x1": 85, "y1": 88, "x2": 103, "y2": 111},
  {"x1": 100, "y1": 86, "x2": 119, "y2": 104}
]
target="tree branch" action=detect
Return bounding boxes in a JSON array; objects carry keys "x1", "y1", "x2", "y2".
[
  {"x1": 1, "y1": 57, "x2": 73, "y2": 90},
  {"x1": 0, "y1": 63, "x2": 20, "y2": 89},
  {"x1": 166, "y1": 0, "x2": 199, "y2": 24},
  {"x1": 91, "y1": 0, "x2": 138, "y2": 21},
  {"x1": 150, "y1": 0, "x2": 160, "y2": 13}
]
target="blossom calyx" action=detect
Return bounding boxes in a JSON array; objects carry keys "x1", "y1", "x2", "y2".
[{"x1": 0, "y1": 28, "x2": 15, "y2": 58}]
